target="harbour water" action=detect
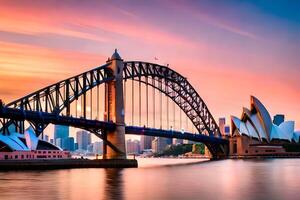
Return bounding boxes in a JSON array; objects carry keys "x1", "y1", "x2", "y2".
[{"x1": 0, "y1": 158, "x2": 299, "y2": 200}]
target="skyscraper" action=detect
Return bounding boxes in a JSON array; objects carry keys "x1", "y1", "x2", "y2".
[
  {"x1": 93, "y1": 141, "x2": 103, "y2": 154},
  {"x1": 224, "y1": 126, "x2": 230, "y2": 136},
  {"x1": 43, "y1": 134, "x2": 49, "y2": 142},
  {"x1": 173, "y1": 138, "x2": 183, "y2": 145},
  {"x1": 219, "y1": 118, "x2": 226, "y2": 136},
  {"x1": 140, "y1": 135, "x2": 153, "y2": 151},
  {"x1": 126, "y1": 139, "x2": 140, "y2": 154},
  {"x1": 76, "y1": 130, "x2": 92, "y2": 150},
  {"x1": 62, "y1": 137, "x2": 75, "y2": 151},
  {"x1": 54, "y1": 125, "x2": 69, "y2": 142},
  {"x1": 152, "y1": 137, "x2": 172, "y2": 153}
]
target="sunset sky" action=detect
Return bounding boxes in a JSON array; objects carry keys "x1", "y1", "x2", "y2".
[{"x1": 0, "y1": 0, "x2": 299, "y2": 131}]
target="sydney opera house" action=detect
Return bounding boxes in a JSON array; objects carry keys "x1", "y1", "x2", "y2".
[
  {"x1": 0, "y1": 127, "x2": 70, "y2": 160},
  {"x1": 229, "y1": 96, "x2": 300, "y2": 157}
]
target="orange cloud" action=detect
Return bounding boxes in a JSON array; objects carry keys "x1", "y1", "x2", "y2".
[{"x1": 0, "y1": 41, "x2": 107, "y2": 102}]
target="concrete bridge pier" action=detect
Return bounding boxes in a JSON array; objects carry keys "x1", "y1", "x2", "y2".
[{"x1": 103, "y1": 50, "x2": 126, "y2": 159}]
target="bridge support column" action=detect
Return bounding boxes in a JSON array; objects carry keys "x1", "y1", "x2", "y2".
[{"x1": 103, "y1": 50, "x2": 126, "y2": 159}]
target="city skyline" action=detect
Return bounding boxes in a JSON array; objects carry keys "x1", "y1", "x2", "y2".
[{"x1": 0, "y1": 0, "x2": 299, "y2": 129}]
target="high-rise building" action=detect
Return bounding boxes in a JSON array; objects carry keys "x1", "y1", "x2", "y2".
[
  {"x1": 219, "y1": 118, "x2": 226, "y2": 136},
  {"x1": 140, "y1": 136, "x2": 153, "y2": 151},
  {"x1": 76, "y1": 130, "x2": 91, "y2": 150},
  {"x1": 224, "y1": 126, "x2": 230, "y2": 136},
  {"x1": 93, "y1": 141, "x2": 103, "y2": 154},
  {"x1": 173, "y1": 138, "x2": 183, "y2": 145},
  {"x1": 183, "y1": 140, "x2": 194, "y2": 144},
  {"x1": 62, "y1": 137, "x2": 75, "y2": 151},
  {"x1": 126, "y1": 139, "x2": 140, "y2": 154},
  {"x1": 152, "y1": 137, "x2": 172, "y2": 153},
  {"x1": 54, "y1": 125, "x2": 69, "y2": 145},
  {"x1": 55, "y1": 138, "x2": 62, "y2": 148},
  {"x1": 43, "y1": 134, "x2": 49, "y2": 142},
  {"x1": 87, "y1": 144, "x2": 93, "y2": 153},
  {"x1": 74, "y1": 143, "x2": 78, "y2": 150},
  {"x1": 273, "y1": 114, "x2": 285, "y2": 126}
]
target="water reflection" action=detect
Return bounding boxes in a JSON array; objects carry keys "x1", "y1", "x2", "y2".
[
  {"x1": 104, "y1": 169, "x2": 124, "y2": 200},
  {"x1": 0, "y1": 159, "x2": 299, "y2": 200}
]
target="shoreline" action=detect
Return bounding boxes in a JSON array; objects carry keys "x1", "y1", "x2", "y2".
[{"x1": 0, "y1": 158, "x2": 138, "y2": 170}]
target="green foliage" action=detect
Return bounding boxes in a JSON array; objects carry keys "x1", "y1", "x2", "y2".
[
  {"x1": 160, "y1": 144, "x2": 192, "y2": 156},
  {"x1": 192, "y1": 143, "x2": 205, "y2": 154}
]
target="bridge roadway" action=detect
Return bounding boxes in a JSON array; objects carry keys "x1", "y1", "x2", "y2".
[{"x1": 0, "y1": 106, "x2": 228, "y2": 145}]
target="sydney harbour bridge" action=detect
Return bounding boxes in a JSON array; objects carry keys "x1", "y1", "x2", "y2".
[{"x1": 0, "y1": 50, "x2": 229, "y2": 159}]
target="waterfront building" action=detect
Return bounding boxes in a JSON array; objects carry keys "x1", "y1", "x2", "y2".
[
  {"x1": 76, "y1": 130, "x2": 91, "y2": 150},
  {"x1": 43, "y1": 134, "x2": 49, "y2": 142},
  {"x1": 126, "y1": 139, "x2": 140, "y2": 154},
  {"x1": 74, "y1": 143, "x2": 78, "y2": 150},
  {"x1": 140, "y1": 135, "x2": 153, "y2": 151},
  {"x1": 54, "y1": 125, "x2": 69, "y2": 143},
  {"x1": 62, "y1": 137, "x2": 75, "y2": 151},
  {"x1": 93, "y1": 141, "x2": 103, "y2": 154},
  {"x1": 152, "y1": 137, "x2": 172, "y2": 154},
  {"x1": 219, "y1": 117, "x2": 226, "y2": 136},
  {"x1": 0, "y1": 127, "x2": 70, "y2": 160},
  {"x1": 224, "y1": 126, "x2": 230, "y2": 136},
  {"x1": 183, "y1": 140, "x2": 194, "y2": 144},
  {"x1": 229, "y1": 96, "x2": 300, "y2": 157},
  {"x1": 87, "y1": 144, "x2": 93, "y2": 153},
  {"x1": 173, "y1": 138, "x2": 183, "y2": 145},
  {"x1": 55, "y1": 138, "x2": 62, "y2": 148}
]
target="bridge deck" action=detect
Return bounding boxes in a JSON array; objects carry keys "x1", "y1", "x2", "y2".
[{"x1": 0, "y1": 107, "x2": 228, "y2": 145}]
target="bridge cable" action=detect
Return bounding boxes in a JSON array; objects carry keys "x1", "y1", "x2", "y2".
[
  {"x1": 139, "y1": 76, "x2": 141, "y2": 127},
  {"x1": 186, "y1": 101, "x2": 188, "y2": 132},
  {"x1": 83, "y1": 75, "x2": 87, "y2": 119},
  {"x1": 173, "y1": 90, "x2": 175, "y2": 131},
  {"x1": 90, "y1": 88, "x2": 93, "y2": 119},
  {"x1": 75, "y1": 99, "x2": 78, "y2": 118},
  {"x1": 159, "y1": 78, "x2": 162, "y2": 129},
  {"x1": 146, "y1": 76, "x2": 149, "y2": 127},
  {"x1": 180, "y1": 96, "x2": 182, "y2": 131},
  {"x1": 81, "y1": 95, "x2": 83, "y2": 118},
  {"x1": 152, "y1": 77, "x2": 155, "y2": 128},
  {"x1": 123, "y1": 80, "x2": 126, "y2": 124},
  {"x1": 97, "y1": 85, "x2": 99, "y2": 120},
  {"x1": 166, "y1": 79, "x2": 169, "y2": 130},
  {"x1": 131, "y1": 78, "x2": 134, "y2": 126}
]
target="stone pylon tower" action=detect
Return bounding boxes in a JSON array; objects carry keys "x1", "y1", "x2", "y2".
[{"x1": 103, "y1": 49, "x2": 126, "y2": 159}]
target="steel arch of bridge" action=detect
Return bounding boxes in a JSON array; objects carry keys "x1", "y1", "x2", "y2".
[
  {"x1": 6, "y1": 63, "x2": 113, "y2": 114},
  {"x1": 123, "y1": 61, "x2": 221, "y2": 137},
  {"x1": 0, "y1": 59, "x2": 226, "y2": 157}
]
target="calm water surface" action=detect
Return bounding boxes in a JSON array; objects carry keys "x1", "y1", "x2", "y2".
[{"x1": 0, "y1": 158, "x2": 299, "y2": 200}]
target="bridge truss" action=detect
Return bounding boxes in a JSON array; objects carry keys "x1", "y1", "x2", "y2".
[{"x1": 0, "y1": 57, "x2": 228, "y2": 158}]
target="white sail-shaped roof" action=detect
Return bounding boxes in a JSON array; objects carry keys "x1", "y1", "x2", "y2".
[
  {"x1": 231, "y1": 116, "x2": 249, "y2": 136},
  {"x1": 231, "y1": 96, "x2": 299, "y2": 144},
  {"x1": 24, "y1": 127, "x2": 39, "y2": 150},
  {"x1": 278, "y1": 121, "x2": 295, "y2": 142},
  {"x1": 293, "y1": 131, "x2": 300, "y2": 143},
  {"x1": 270, "y1": 124, "x2": 282, "y2": 141},
  {"x1": 231, "y1": 116, "x2": 241, "y2": 130},
  {"x1": 240, "y1": 122, "x2": 249, "y2": 136},
  {"x1": 251, "y1": 96, "x2": 272, "y2": 141},
  {"x1": 0, "y1": 134, "x2": 28, "y2": 151},
  {"x1": 245, "y1": 120, "x2": 260, "y2": 139},
  {"x1": 250, "y1": 113, "x2": 269, "y2": 142},
  {"x1": 9, "y1": 132, "x2": 29, "y2": 150}
]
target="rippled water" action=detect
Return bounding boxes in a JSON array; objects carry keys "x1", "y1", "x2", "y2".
[{"x1": 0, "y1": 158, "x2": 299, "y2": 200}]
